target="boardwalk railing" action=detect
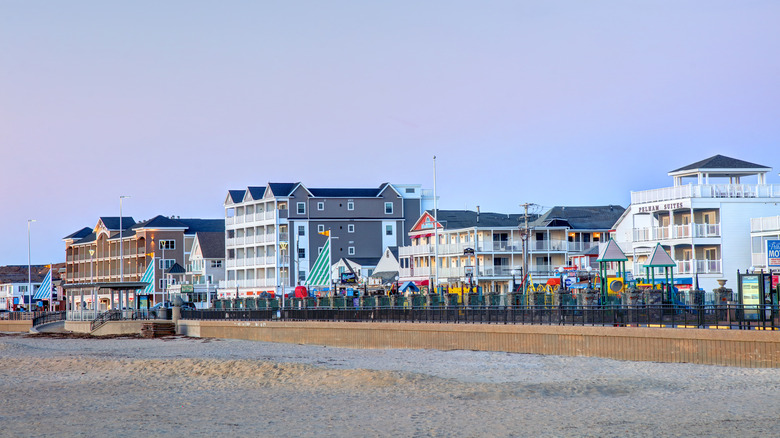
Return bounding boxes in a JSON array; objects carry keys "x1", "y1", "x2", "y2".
[
  {"x1": 32, "y1": 311, "x2": 66, "y2": 327},
  {"x1": 182, "y1": 304, "x2": 780, "y2": 330}
]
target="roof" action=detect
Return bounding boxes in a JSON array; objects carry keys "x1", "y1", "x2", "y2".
[
  {"x1": 227, "y1": 190, "x2": 245, "y2": 204},
  {"x1": 167, "y1": 263, "x2": 186, "y2": 274},
  {"x1": 670, "y1": 155, "x2": 770, "y2": 173},
  {"x1": 597, "y1": 239, "x2": 628, "y2": 262},
  {"x1": 532, "y1": 206, "x2": 625, "y2": 230},
  {"x1": 69, "y1": 216, "x2": 223, "y2": 245},
  {"x1": 309, "y1": 187, "x2": 382, "y2": 197},
  {"x1": 99, "y1": 217, "x2": 136, "y2": 231},
  {"x1": 195, "y1": 232, "x2": 225, "y2": 259},
  {"x1": 0, "y1": 264, "x2": 64, "y2": 284},
  {"x1": 646, "y1": 243, "x2": 676, "y2": 267},
  {"x1": 63, "y1": 227, "x2": 93, "y2": 240},
  {"x1": 246, "y1": 186, "x2": 266, "y2": 200},
  {"x1": 423, "y1": 210, "x2": 526, "y2": 229},
  {"x1": 267, "y1": 183, "x2": 298, "y2": 197},
  {"x1": 339, "y1": 257, "x2": 380, "y2": 267},
  {"x1": 175, "y1": 218, "x2": 225, "y2": 233}
]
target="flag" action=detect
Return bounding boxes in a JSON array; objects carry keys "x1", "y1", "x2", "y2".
[
  {"x1": 138, "y1": 262, "x2": 155, "y2": 295},
  {"x1": 306, "y1": 238, "x2": 331, "y2": 286},
  {"x1": 318, "y1": 230, "x2": 330, "y2": 237},
  {"x1": 32, "y1": 267, "x2": 52, "y2": 300}
]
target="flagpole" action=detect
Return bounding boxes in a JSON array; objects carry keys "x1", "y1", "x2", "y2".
[{"x1": 433, "y1": 156, "x2": 439, "y2": 297}]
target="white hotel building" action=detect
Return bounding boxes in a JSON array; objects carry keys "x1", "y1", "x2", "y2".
[{"x1": 613, "y1": 155, "x2": 780, "y2": 293}]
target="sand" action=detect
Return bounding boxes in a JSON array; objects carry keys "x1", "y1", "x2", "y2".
[{"x1": 1, "y1": 332, "x2": 779, "y2": 437}]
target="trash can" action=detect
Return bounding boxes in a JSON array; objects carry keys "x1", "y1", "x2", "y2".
[
  {"x1": 427, "y1": 293, "x2": 443, "y2": 307},
  {"x1": 410, "y1": 294, "x2": 425, "y2": 308},
  {"x1": 332, "y1": 296, "x2": 345, "y2": 308},
  {"x1": 361, "y1": 296, "x2": 376, "y2": 308},
  {"x1": 487, "y1": 293, "x2": 501, "y2": 306},
  {"x1": 377, "y1": 296, "x2": 391, "y2": 307},
  {"x1": 446, "y1": 293, "x2": 460, "y2": 307}
]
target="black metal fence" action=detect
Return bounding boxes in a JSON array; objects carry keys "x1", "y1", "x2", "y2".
[
  {"x1": 0, "y1": 311, "x2": 47, "y2": 321},
  {"x1": 32, "y1": 311, "x2": 66, "y2": 327},
  {"x1": 182, "y1": 304, "x2": 780, "y2": 330}
]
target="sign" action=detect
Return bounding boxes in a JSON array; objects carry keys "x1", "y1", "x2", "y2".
[
  {"x1": 181, "y1": 285, "x2": 194, "y2": 293},
  {"x1": 464, "y1": 266, "x2": 474, "y2": 276},
  {"x1": 740, "y1": 274, "x2": 761, "y2": 320},
  {"x1": 767, "y1": 240, "x2": 780, "y2": 268},
  {"x1": 340, "y1": 272, "x2": 357, "y2": 284},
  {"x1": 637, "y1": 199, "x2": 690, "y2": 214},
  {"x1": 463, "y1": 248, "x2": 475, "y2": 255}
]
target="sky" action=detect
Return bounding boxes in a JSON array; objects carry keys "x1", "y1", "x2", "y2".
[{"x1": 1, "y1": 0, "x2": 779, "y2": 266}]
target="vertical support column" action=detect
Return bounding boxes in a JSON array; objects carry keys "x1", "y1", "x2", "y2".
[
  {"x1": 80, "y1": 289, "x2": 84, "y2": 320},
  {"x1": 110, "y1": 290, "x2": 115, "y2": 311}
]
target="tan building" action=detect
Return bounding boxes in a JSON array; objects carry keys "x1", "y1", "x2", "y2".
[{"x1": 64, "y1": 215, "x2": 223, "y2": 308}]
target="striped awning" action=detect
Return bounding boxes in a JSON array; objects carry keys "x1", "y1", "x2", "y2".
[{"x1": 32, "y1": 268, "x2": 52, "y2": 300}]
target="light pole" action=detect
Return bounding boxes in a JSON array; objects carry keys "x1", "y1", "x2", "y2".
[
  {"x1": 89, "y1": 249, "x2": 95, "y2": 317},
  {"x1": 119, "y1": 195, "x2": 130, "y2": 283},
  {"x1": 27, "y1": 219, "x2": 36, "y2": 312},
  {"x1": 280, "y1": 242, "x2": 288, "y2": 312},
  {"x1": 586, "y1": 266, "x2": 593, "y2": 288},
  {"x1": 558, "y1": 266, "x2": 565, "y2": 293}
]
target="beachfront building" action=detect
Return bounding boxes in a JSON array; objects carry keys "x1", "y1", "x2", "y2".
[
  {"x1": 220, "y1": 183, "x2": 433, "y2": 298},
  {"x1": 612, "y1": 155, "x2": 780, "y2": 294},
  {"x1": 63, "y1": 215, "x2": 224, "y2": 309},
  {"x1": 398, "y1": 206, "x2": 624, "y2": 293},
  {"x1": 166, "y1": 231, "x2": 225, "y2": 307}
]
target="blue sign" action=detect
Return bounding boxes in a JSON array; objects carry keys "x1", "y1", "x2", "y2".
[{"x1": 767, "y1": 240, "x2": 780, "y2": 268}]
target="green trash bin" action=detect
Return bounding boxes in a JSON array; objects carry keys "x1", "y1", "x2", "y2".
[
  {"x1": 488, "y1": 293, "x2": 501, "y2": 306},
  {"x1": 256, "y1": 299, "x2": 267, "y2": 309},
  {"x1": 467, "y1": 293, "x2": 484, "y2": 306},
  {"x1": 305, "y1": 297, "x2": 317, "y2": 308},
  {"x1": 392, "y1": 295, "x2": 407, "y2": 307},
  {"x1": 318, "y1": 296, "x2": 330, "y2": 307},
  {"x1": 427, "y1": 293, "x2": 443, "y2": 307},
  {"x1": 333, "y1": 296, "x2": 345, "y2": 308},
  {"x1": 446, "y1": 293, "x2": 460, "y2": 307},
  {"x1": 267, "y1": 299, "x2": 279, "y2": 310},
  {"x1": 410, "y1": 294, "x2": 425, "y2": 307},
  {"x1": 377, "y1": 296, "x2": 391, "y2": 307}
]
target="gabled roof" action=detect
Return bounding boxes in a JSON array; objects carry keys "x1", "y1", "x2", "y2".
[
  {"x1": 597, "y1": 239, "x2": 628, "y2": 262},
  {"x1": 63, "y1": 227, "x2": 93, "y2": 240},
  {"x1": 646, "y1": 243, "x2": 676, "y2": 267},
  {"x1": 532, "y1": 206, "x2": 625, "y2": 230},
  {"x1": 246, "y1": 186, "x2": 266, "y2": 200},
  {"x1": 166, "y1": 263, "x2": 186, "y2": 274},
  {"x1": 267, "y1": 183, "x2": 298, "y2": 197},
  {"x1": 195, "y1": 232, "x2": 225, "y2": 259},
  {"x1": 670, "y1": 154, "x2": 770, "y2": 173},
  {"x1": 99, "y1": 217, "x2": 135, "y2": 231},
  {"x1": 226, "y1": 190, "x2": 245, "y2": 205}
]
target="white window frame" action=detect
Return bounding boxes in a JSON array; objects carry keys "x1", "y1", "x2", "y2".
[
  {"x1": 159, "y1": 259, "x2": 175, "y2": 270},
  {"x1": 159, "y1": 239, "x2": 175, "y2": 250},
  {"x1": 384, "y1": 202, "x2": 393, "y2": 214},
  {"x1": 348, "y1": 224, "x2": 355, "y2": 233},
  {"x1": 298, "y1": 225, "x2": 305, "y2": 236},
  {"x1": 317, "y1": 202, "x2": 324, "y2": 211},
  {"x1": 318, "y1": 224, "x2": 325, "y2": 233},
  {"x1": 297, "y1": 202, "x2": 306, "y2": 215},
  {"x1": 347, "y1": 201, "x2": 354, "y2": 211},
  {"x1": 385, "y1": 225, "x2": 393, "y2": 236},
  {"x1": 298, "y1": 248, "x2": 306, "y2": 259},
  {"x1": 348, "y1": 246, "x2": 355, "y2": 255}
]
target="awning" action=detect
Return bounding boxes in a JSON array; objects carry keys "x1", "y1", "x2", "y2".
[
  {"x1": 546, "y1": 278, "x2": 561, "y2": 286},
  {"x1": 415, "y1": 279, "x2": 429, "y2": 286}
]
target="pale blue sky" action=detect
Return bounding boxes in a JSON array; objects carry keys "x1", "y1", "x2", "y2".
[{"x1": 2, "y1": 1, "x2": 779, "y2": 265}]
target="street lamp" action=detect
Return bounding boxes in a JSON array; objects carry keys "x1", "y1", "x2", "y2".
[
  {"x1": 119, "y1": 195, "x2": 130, "y2": 283},
  {"x1": 558, "y1": 266, "x2": 565, "y2": 291},
  {"x1": 27, "y1": 219, "x2": 36, "y2": 312},
  {"x1": 586, "y1": 266, "x2": 593, "y2": 288},
  {"x1": 280, "y1": 242, "x2": 288, "y2": 312},
  {"x1": 89, "y1": 249, "x2": 95, "y2": 317}
]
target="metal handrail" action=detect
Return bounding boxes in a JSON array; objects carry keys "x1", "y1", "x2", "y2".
[
  {"x1": 90, "y1": 310, "x2": 121, "y2": 331},
  {"x1": 32, "y1": 311, "x2": 66, "y2": 327}
]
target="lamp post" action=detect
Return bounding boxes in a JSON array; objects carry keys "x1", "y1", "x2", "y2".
[
  {"x1": 280, "y1": 242, "x2": 288, "y2": 312},
  {"x1": 119, "y1": 195, "x2": 130, "y2": 283},
  {"x1": 27, "y1": 219, "x2": 36, "y2": 312},
  {"x1": 89, "y1": 249, "x2": 95, "y2": 317},
  {"x1": 586, "y1": 266, "x2": 593, "y2": 288},
  {"x1": 511, "y1": 269, "x2": 517, "y2": 293},
  {"x1": 558, "y1": 266, "x2": 565, "y2": 292}
]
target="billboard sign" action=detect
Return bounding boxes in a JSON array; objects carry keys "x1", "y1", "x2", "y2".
[{"x1": 767, "y1": 240, "x2": 780, "y2": 268}]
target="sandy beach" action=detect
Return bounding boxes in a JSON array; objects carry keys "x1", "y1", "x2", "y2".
[{"x1": 1, "y1": 332, "x2": 779, "y2": 437}]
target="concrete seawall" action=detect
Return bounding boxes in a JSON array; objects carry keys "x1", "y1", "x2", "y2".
[{"x1": 179, "y1": 320, "x2": 780, "y2": 368}]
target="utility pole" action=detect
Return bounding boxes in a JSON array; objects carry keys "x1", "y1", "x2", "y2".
[{"x1": 519, "y1": 203, "x2": 535, "y2": 295}]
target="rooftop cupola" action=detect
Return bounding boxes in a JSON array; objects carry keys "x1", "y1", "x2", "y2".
[{"x1": 668, "y1": 154, "x2": 771, "y2": 186}]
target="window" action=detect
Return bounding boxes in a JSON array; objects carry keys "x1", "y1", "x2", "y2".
[
  {"x1": 210, "y1": 260, "x2": 222, "y2": 268},
  {"x1": 318, "y1": 246, "x2": 323, "y2": 255},
  {"x1": 298, "y1": 248, "x2": 306, "y2": 259},
  {"x1": 385, "y1": 225, "x2": 393, "y2": 236},
  {"x1": 159, "y1": 279, "x2": 168, "y2": 289},
  {"x1": 298, "y1": 225, "x2": 305, "y2": 236},
  {"x1": 19, "y1": 286, "x2": 28, "y2": 293},
  {"x1": 384, "y1": 202, "x2": 393, "y2": 214},
  {"x1": 348, "y1": 246, "x2": 355, "y2": 255},
  {"x1": 405, "y1": 188, "x2": 415, "y2": 194},
  {"x1": 347, "y1": 201, "x2": 354, "y2": 211},
  {"x1": 297, "y1": 202, "x2": 305, "y2": 214},
  {"x1": 159, "y1": 259, "x2": 175, "y2": 270},
  {"x1": 298, "y1": 271, "x2": 306, "y2": 282},
  {"x1": 159, "y1": 239, "x2": 175, "y2": 250},
  {"x1": 348, "y1": 224, "x2": 355, "y2": 233},
  {"x1": 318, "y1": 224, "x2": 325, "y2": 233},
  {"x1": 317, "y1": 202, "x2": 324, "y2": 211}
]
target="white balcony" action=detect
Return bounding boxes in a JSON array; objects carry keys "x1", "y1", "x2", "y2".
[
  {"x1": 752, "y1": 252, "x2": 767, "y2": 267},
  {"x1": 399, "y1": 244, "x2": 434, "y2": 257},
  {"x1": 631, "y1": 183, "x2": 780, "y2": 205},
  {"x1": 633, "y1": 223, "x2": 721, "y2": 242},
  {"x1": 399, "y1": 266, "x2": 431, "y2": 278},
  {"x1": 226, "y1": 216, "x2": 235, "y2": 226},
  {"x1": 751, "y1": 215, "x2": 780, "y2": 233}
]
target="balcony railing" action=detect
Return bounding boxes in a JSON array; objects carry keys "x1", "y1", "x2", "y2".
[
  {"x1": 634, "y1": 259, "x2": 722, "y2": 275},
  {"x1": 631, "y1": 183, "x2": 780, "y2": 205},
  {"x1": 633, "y1": 223, "x2": 721, "y2": 242},
  {"x1": 751, "y1": 215, "x2": 780, "y2": 233},
  {"x1": 752, "y1": 253, "x2": 767, "y2": 267}
]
